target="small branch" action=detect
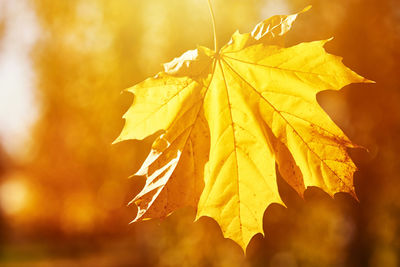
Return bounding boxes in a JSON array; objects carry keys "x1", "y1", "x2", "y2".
[{"x1": 207, "y1": 0, "x2": 218, "y2": 52}]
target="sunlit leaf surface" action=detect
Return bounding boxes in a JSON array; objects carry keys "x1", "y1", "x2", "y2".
[{"x1": 121, "y1": 7, "x2": 372, "y2": 251}]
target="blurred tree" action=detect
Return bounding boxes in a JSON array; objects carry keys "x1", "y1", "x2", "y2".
[{"x1": 26, "y1": 0, "x2": 146, "y2": 236}]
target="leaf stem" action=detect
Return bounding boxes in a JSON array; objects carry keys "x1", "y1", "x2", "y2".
[{"x1": 207, "y1": 0, "x2": 218, "y2": 52}]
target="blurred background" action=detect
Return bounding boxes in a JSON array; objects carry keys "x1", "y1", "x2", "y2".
[{"x1": 0, "y1": 0, "x2": 399, "y2": 266}]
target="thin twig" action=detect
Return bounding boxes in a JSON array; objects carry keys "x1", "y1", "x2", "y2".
[{"x1": 207, "y1": 0, "x2": 218, "y2": 52}]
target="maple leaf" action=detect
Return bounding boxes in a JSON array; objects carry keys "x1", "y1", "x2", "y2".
[{"x1": 115, "y1": 6, "x2": 372, "y2": 251}]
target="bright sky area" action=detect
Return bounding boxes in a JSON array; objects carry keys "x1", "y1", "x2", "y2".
[{"x1": 0, "y1": 0, "x2": 39, "y2": 158}]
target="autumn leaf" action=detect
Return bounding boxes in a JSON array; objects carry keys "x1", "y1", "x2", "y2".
[{"x1": 115, "y1": 6, "x2": 372, "y2": 251}]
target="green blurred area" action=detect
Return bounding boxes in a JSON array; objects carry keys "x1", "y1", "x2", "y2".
[{"x1": 0, "y1": 0, "x2": 399, "y2": 266}]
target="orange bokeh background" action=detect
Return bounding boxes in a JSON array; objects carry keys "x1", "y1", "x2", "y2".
[{"x1": 0, "y1": 0, "x2": 399, "y2": 266}]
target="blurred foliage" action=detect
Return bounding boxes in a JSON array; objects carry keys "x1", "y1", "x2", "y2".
[{"x1": 0, "y1": 0, "x2": 399, "y2": 266}]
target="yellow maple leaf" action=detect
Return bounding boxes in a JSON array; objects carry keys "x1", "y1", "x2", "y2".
[{"x1": 115, "y1": 6, "x2": 372, "y2": 251}]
